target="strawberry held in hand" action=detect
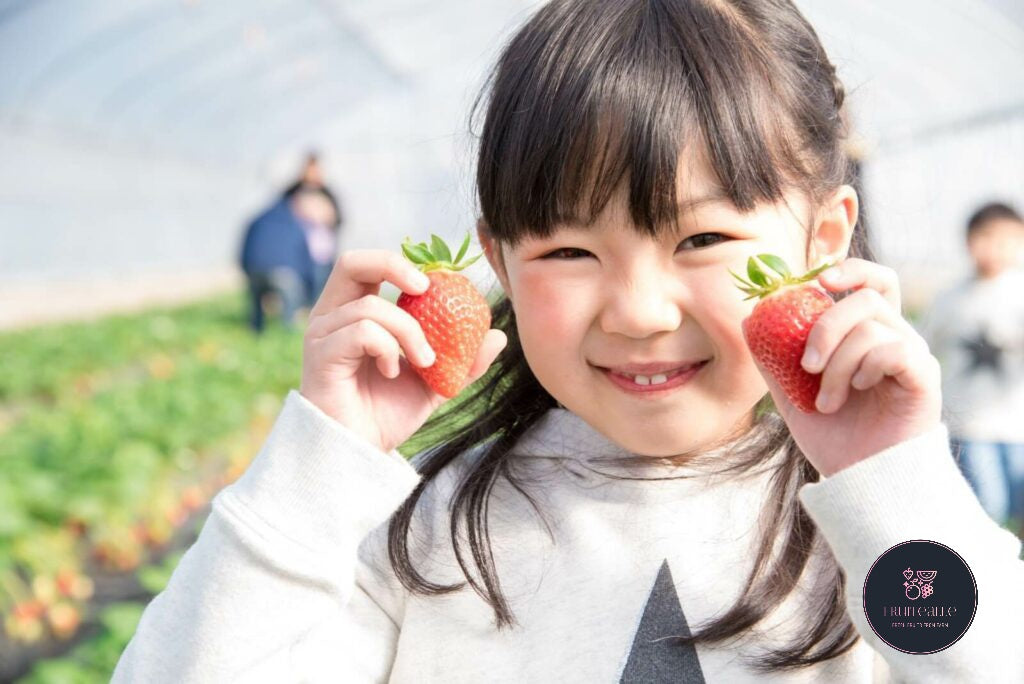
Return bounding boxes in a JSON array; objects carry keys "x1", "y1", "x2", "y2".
[
  {"x1": 398, "y1": 233, "x2": 491, "y2": 398},
  {"x1": 731, "y1": 254, "x2": 833, "y2": 413}
]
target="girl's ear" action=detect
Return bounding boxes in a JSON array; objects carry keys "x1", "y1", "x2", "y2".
[
  {"x1": 476, "y1": 217, "x2": 512, "y2": 297},
  {"x1": 809, "y1": 184, "x2": 858, "y2": 268}
]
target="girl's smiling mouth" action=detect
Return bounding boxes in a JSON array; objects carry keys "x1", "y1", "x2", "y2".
[{"x1": 593, "y1": 360, "x2": 710, "y2": 395}]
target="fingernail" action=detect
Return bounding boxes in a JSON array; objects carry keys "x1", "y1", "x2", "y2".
[
  {"x1": 801, "y1": 347, "x2": 820, "y2": 372},
  {"x1": 421, "y1": 346, "x2": 435, "y2": 366},
  {"x1": 414, "y1": 272, "x2": 430, "y2": 290},
  {"x1": 816, "y1": 392, "x2": 831, "y2": 412}
]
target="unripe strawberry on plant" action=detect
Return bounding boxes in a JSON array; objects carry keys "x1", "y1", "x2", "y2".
[
  {"x1": 6, "y1": 600, "x2": 46, "y2": 643},
  {"x1": 397, "y1": 233, "x2": 491, "y2": 398},
  {"x1": 12, "y1": 599, "x2": 46, "y2": 621},
  {"x1": 46, "y1": 601, "x2": 81, "y2": 640},
  {"x1": 731, "y1": 254, "x2": 834, "y2": 413},
  {"x1": 55, "y1": 568, "x2": 77, "y2": 598},
  {"x1": 56, "y1": 567, "x2": 93, "y2": 601},
  {"x1": 31, "y1": 574, "x2": 58, "y2": 606},
  {"x1": 180, "y1": 484, "x2": 206, "y2": 513}
]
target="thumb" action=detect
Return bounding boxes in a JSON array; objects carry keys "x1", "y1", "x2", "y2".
[{"x1": 465, "y1": 329, "x2": 508, "y2": 385}]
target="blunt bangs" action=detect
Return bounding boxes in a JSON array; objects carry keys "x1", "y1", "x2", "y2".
[{"x1": 475, "y1": 0, "x2": 807, "y2": 249}]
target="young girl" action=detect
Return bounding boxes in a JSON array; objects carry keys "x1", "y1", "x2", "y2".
[{"x1": 114, "y1": 1, "x2": 1023, "y2": 681}]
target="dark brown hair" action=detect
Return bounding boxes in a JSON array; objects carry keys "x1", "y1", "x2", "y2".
[
  {"x1": 966, "y1": 201, "x2": 1023, "y2": 239},
  {"x1": 388, "y1": 0, "x2": 875, "y2": 673}
]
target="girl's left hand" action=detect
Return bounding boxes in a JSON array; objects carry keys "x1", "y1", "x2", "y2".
[{"x1": 756, "y1": 258, "x2": 943, "y2": 477}]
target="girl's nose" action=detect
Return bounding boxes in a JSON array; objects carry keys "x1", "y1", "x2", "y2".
[{"x1": 599, "y1": 273, "x2": 684, "y2": 339}]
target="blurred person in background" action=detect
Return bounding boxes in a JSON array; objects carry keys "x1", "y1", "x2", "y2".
[
  {"x1": 291, "y1": 186, "x2": 339, "y2": 304},
  {"x1": 918, "y1": 202, "x2": 1024, "y2": 535},
  {"x1": 282, "y1": 151, "x2": 345, "y2": 305},
  {"x1": 238, "y1": 188, "x2": 319, "y2": 333},
  {"x1": 283, "y1": 151, "x2": 344, "y2": 233}
]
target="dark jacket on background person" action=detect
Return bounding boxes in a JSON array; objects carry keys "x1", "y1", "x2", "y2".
[{"x1": 239, "y1": 198, "x2": 315, "y2": 299}]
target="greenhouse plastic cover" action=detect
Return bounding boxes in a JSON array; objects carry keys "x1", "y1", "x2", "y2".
[{"x1": 0, "y1": 0, "x2": 1022, "y2": 304}]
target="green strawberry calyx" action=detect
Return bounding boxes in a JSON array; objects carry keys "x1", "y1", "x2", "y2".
[
  {"x1": 729, "y1": 254, "x2": 833, "y2": 301},
  {"x1": 401, "y1": 232, "x2": 483, "y2": 274}
]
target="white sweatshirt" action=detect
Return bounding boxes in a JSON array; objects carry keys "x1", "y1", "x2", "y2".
[
  {"x1": 917, "y1": 267, "x2": 1024, "y2": 443},
  {"x1": 112, "y1": 390, "x2": 1023, "y2": 683}
]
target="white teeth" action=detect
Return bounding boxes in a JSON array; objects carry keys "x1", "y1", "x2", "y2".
[
  {"x1": 609, "y1": 362, "x2": 705, "y2": 386},
  {"x1": 617, "y1": 372, "x2": 670, "y2": 385}
]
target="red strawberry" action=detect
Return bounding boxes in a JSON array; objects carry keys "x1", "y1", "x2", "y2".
[
  {"x1": 397, "y1": 233, "x2": 491, "y2": 398},
  {"x1": 730, "y1": 254, "x2": 834, "y2": 413}
]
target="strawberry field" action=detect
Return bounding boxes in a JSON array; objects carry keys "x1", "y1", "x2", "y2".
[{"x1": 0, "y1": 294, "x2": 306, "y2": 681}]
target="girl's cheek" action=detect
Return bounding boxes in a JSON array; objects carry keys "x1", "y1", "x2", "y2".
[
  {"x1": 703, "y1": 280, "x2": 757, "y2": 366},
  {"x1": 514, "y1": 270, "x2": 586, "y2": 332},
  {"x1": 515, "y1": 266, "x2": 556, "y2": 297}
]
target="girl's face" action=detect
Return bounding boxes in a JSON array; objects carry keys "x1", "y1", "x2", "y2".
[{"x1": 481, "y1": 154, "x2": 852, "y2": 458}]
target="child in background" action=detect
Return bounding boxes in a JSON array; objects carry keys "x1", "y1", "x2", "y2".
[
  {"x1": 114, "y1": 1, "x2": 1023, "y2": 681},
  {"x1": 918, "y1": 203, "x2": 1024, "y2": 535},
  {"x1": 291, "y1": 186, "x2": 340, "y2": 305}
]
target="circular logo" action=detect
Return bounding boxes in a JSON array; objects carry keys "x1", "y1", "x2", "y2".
[{"x1": 863, "y1": 540, "x2": 977, "y2": 654}]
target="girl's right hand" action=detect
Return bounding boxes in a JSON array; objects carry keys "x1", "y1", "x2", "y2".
[{"x1": 299, "y1": 249, "x2": 508, "y2": 453}]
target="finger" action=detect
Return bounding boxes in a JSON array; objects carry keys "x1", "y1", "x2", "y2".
[
  {"x1": 801, "y1": 287, "x2": 907, "y2": 375},
  {"x1": 309, "y1": 318, "x2": 402, "y2": 378},
  {"x1": 463, "y1": 329, "x2": 509, "y2": 385},
  {"x1": 815, "y1": 320, "x2": 900, "y2": 413},
  {"x1": 817, "y1": 259, "x2": 902, "y2": 314},
  {"x1": 311, "y1": 250, "x2": 430, "y2": 317},
  {"x1": 307, "y1": 294, "x2": 436, "y2": 367},
  {"x1": 851, "y1": 339, "x2": 941, "y2": 395}
]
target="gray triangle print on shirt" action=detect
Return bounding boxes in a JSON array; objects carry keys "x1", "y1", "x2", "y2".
[{"x1": 620, "y1": 559, "x2": 706, "y2": 683}]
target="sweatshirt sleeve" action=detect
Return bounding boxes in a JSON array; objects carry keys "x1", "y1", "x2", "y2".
[
  {"x1": 111, "y1": 390, "x2": 422, "y2": 683},
  {"x1": 798, "y1": 423, "x2": 1024, "y2": 683}
]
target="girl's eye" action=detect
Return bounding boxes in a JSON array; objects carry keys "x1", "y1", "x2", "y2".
[
  {"x1": 541, "y1": 233, "x2": 729, "y2": 259},
  {"x1": 679, "y1": 232, "x2": 729, "y2": 250},
  {"x1": 541, "y1": 247, "x2": 592, "y2": 260}
]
